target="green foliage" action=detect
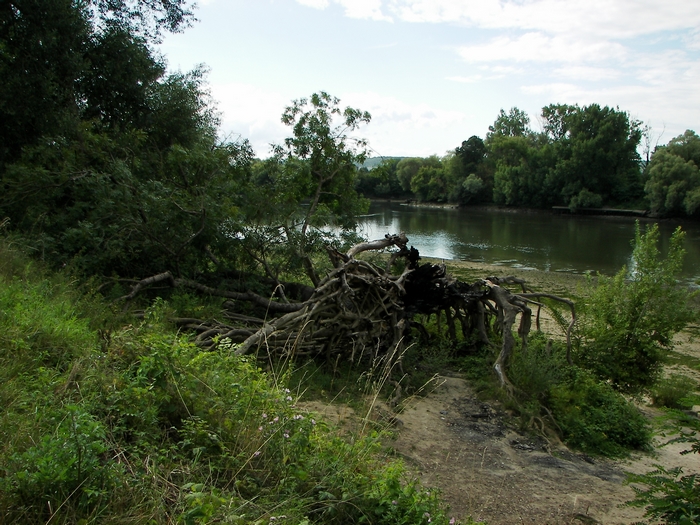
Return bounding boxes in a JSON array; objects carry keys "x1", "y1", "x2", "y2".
[
  {"x1": 651, "y1": 374, "x2": 699, "y2": 409},
  {"x1": 568, "y1": 188, "x2": 603, "y2": 211},
  {"x1": 355, "y1": 158, "x2": 405, "y2": 198},
  {"x1": 626, "y1": 417, "x2": 700, "y2": 525},
  {"x1": 548, "y1": 367, "x2": 651, "y2": 457},
  {"x1": 543, "y1": 103, "x2": 644, "y2": 205},
  {"x1": 576, "y1": 222, "x2": 694, "y2": 394},
  {"x1": 508, "y1": 332, "x2": 568, "y2": 405},
  {"x1": 486, "y1": 107, "x2": 532, "y2": 141},
  {"x1": 237, "y1": 92, "x2": 371, "y2": 285},
  {"x1": 0, "y1": 242, "x2": 457, "y2": 524},
  {"x1": 502, "y1": 333, "x2": 651, "y2": 457},
  {"x1": 461, "y1": 173, "x2": 486, "y2": 204},
  {"x1": 645, "y1": 132, "x2": 700, "y2": 217},
  {"x1": 491, "y1": 134, "x2": 549, "y2": 207},
  {"x1": 627, "y1": 465, "x2": 700, "y2": 524}
]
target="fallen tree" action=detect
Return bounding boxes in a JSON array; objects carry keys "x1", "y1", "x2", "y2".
[{"x1": 118, "y1": 233, "x2": 575, "y2": 390}]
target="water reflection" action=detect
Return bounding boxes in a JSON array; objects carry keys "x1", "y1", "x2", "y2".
[{"x1": 357, "y1": 202, "x2": 700, "y2": 282}]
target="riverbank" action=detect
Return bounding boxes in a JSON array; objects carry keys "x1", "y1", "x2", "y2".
[{"x1": 427, "y1": 257, "x2": 590, "y2": 298}]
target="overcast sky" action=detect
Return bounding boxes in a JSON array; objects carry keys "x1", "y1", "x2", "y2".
[{"x1": 157, "y1": 0, "x2": 700, "y2": 158}]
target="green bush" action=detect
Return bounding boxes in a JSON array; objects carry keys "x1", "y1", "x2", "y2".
[
  {"x1": 576, "y1": 223, "x2": 694, "y2": 395},
  {"x1": 627, "y1": 463, "x2": 700, "y2": 524},
  {"x1": 549, "y1": 367, "x2": 651, "y2": 457},
  {"x1": 509, "y1": 332, "x2": 567, "y2": 404}
]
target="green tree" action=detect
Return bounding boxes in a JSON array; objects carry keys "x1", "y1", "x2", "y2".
[
  {"x1": 491, "y1": 135, "x2": 549, "y2": 207},
  {"x1": 485, "y1": 108, "x2": 549, "y2": 207},
  {"x1": 0, "y1": 0, "x2": 195, "y2": 167},
  {"x1": 542, "y1": 104, "x2": 643, "y2": 207},
  {"x1": 0, "y1": 0, "x2": 252, "y2": 278},
  {"x1": 238, "y1": 92, "x2": 371, "y2": 286},
  {"x1": 645, "y1": 148, "x2": 700, "y2": 217},
  {"x1": 486, "y1": 107, "x2": 532, "y2": 143},
  {"x1": 452, "y1": 136, "x2": 489, "y2": 204},
  {"x1": 355, "y1": 158, "x2": 403, "y2": 198},
  {"x1": 576, "y1": 223, "x2": 694, "y2": 394},
  {"x1": 645, "y1": 131, "x2": 700, "y2": 217},
  {"x1": 410, "y1": 164, "x2": 446, "y2": 202},
  {"x1": 667, "y1": 129, "x2": 700, "y2": 166},
  {"x1": 396, "y1": 157, "x2": 425, "y2": 193}
]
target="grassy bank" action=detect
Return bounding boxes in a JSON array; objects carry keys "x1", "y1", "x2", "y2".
[{"x1": 0, "y1": 241, "x2": 462, "y2": 524}]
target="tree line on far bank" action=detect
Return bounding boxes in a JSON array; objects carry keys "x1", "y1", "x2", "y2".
[{"x1": 356, "y1": 106, "x2": 700, "y2": 219}]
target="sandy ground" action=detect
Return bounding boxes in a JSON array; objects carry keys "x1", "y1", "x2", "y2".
[{"x1": 301, "y1": 261, "x2": 700, "y2": 525}]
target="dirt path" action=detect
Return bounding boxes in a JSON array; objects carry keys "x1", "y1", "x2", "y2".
[
  {"x1": 385, "y1": 376, "x2": 651, "y2": 524},
  {"x1": 304, "y1": 372, "x2": 697, "y2": 525}
]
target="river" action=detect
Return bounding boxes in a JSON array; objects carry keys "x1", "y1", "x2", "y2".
[{"x1": 356, "y1": 201, "x2": 700, "y2": 284}]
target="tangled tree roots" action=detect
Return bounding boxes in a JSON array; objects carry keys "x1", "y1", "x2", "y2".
[{"x1": 119, "y1": 233, "x2": 575, "y2": 389}]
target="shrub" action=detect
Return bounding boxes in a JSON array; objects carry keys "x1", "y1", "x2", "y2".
[
  {"x1": 576, "y1": 223, "x2": 694, "y2": 395},
  {"x1": 509, "y1": 332, "x2": 567, "y2": 404},
  {"x1": 549, "y1": 367, "x2": 651, "y2": 457}
]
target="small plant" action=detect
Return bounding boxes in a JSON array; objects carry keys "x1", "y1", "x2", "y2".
[
  {"x1": 626, "y1": 420, "x2": 700, "y2": 524},
  {"x1": 651, "y1": 374, "x2": 699, "y2": 409},
  {"x1": 626, "y1": 463, "x2": 700, "y2": 524}
]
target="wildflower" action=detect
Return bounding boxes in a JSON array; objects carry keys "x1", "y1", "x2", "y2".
[
  {"x1": 258, "y1": 426, "x2": 263, "y2": 431},
  {"x1": 391, "y1": 500, "x2": 397, "y2": 505},
  {"x1": 283, "y1": 432, "x2": 290, "y2": 439},
  {"x1": 262, "y1": 413, "x2": 267, "y2": 419},
  {"x1": 254, "y1": 450, "x2": 261, "y2": 457},
  {"x1": 450, "y1": 518, "x2": 456, "y2": 524},
  {"x1": 311, "y1": 419, "x2": 316, "y2": 425},
  {"x1": 293, "y1": 414, "x2": 304, "y2": 420},
  {"x1": 272, "y1": 416, "x2": 279, "y2": 423},
  {"x1": 286, "y1": 396, "x2": 293, "y2": 401}
]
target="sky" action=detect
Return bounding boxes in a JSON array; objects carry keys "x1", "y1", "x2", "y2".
[{"x1": 157, "y1": 0, "x2": 700, "y2": 159}]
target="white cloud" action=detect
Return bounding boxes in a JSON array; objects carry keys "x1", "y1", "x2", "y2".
[
  {"x1": 385, "y1": 1, "x2": 700, "y2": 39},
  {"x1": 207, "y1": 85, "x2": 469, "y2": 157},
  {"x1": 458, "y1": 32, "x2": 627, "y2": 64},
  {"x1": 446, "y1": 75, "x2": 483, "y2": 83},
  {"x1": 209, "y1": 82, "x2": 291, "y2": 156},
  {"x1": 336, "y1": 0, "x2": 392, "y2": 21},
  {"x1": 296, "y1": 0, "x2": 392, "y2": 21},
  {"x1": 341, "y1": 91, "x2": 469, "y2": 156},
  {"x1": 552, "y1": 66, "x2": 621, "y2": 82},
  {"x1": 295, "y1": 0, "x2": 330, "y2": 9}
]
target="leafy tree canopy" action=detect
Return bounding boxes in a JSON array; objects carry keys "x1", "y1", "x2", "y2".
[{"x1": 645, "y1": 131, "x2": 700, "y2": 217}]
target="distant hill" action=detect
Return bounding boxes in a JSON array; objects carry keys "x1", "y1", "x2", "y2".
[{"x1": 362, "y1": 156, "x2": 407, "y2": 170}]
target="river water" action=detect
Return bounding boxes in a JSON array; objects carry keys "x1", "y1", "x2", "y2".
[{"x1": 356, "y1": 201, "x2": 700, "y2": 284}]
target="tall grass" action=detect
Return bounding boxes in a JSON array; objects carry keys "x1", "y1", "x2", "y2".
[{"x1": 0, "y1": 240, "x2": 461, "y2": 524}]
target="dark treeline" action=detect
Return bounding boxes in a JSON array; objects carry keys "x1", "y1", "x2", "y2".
[
  {"x1": 0, "y1": 0, "x2": 375, "y2": 285},
  {"x1": 357, "y1": 107, "x2": 700, "y2": 218}
]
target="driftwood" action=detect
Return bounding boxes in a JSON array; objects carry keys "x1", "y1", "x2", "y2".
[{"x1": 117, "y1": 233, "x2": 576, "y2": 389}]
